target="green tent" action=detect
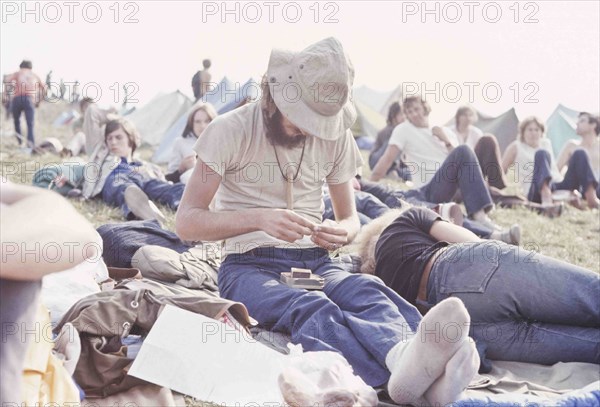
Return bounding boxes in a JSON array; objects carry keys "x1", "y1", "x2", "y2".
[
  {"x1": 445, "y1": 108, "x2": 520, "y2": 153},
  {"x1": 351, "y1": 98, "x2": 386, "y2": 141},
  {"x1": 546, "y1": 104, "x2": 579, "y2": 156}
]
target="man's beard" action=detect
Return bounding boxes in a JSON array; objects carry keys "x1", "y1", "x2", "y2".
[{"x1": 264, "y1": 110, "x2": 307, "y2": 149}]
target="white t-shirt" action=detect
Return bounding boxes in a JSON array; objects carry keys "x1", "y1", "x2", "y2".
[
  {"x1": 167, "y1": 135, "x2": 198, "y2": 174},
  {"x1": 194, "y1": 102, "x2": 363, "y2": 257},
  {"x1": 449, "y1": 124, "x2": 483, "y2": 149},
  {"x1": 513, "y1": 138, "x2": 563, "y2": 195},
  {"x1": 388, "y1": 121, "x2": 458, "y2": 187}
]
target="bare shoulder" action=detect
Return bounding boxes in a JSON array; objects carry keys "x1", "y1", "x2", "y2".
[{"x1": 504, "y1": 141, "x2": 518, "y2": 152}]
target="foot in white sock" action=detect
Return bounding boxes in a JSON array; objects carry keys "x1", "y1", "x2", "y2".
[
  {"x1": 385, "y1": 298, "x2": 471, "y2": 405},
  {"x1": 424, "y1": 340, "x2": 480, "y2": 406}
]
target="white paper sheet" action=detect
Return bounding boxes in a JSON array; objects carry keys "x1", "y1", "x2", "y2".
[{"x1": 129, "y1": 305, "x2": 287, "y2": 405}]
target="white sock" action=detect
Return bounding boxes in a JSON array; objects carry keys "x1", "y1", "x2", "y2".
[
  {"x1": 424, "y1": 340, "x2": 480, "y2": 406},
  {"x1": 385, "y1": 297, "x2": 471, "y2": 405}
]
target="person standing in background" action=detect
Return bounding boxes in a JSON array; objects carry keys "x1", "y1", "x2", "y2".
[
  {"x1": 191, "y1": 59, "x2": 212, "y2": 100},
  {"x1": 4, "y1": 60, "x2": 46, "y2": 149}
]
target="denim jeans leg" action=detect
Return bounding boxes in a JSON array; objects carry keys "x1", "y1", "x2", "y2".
[
  {"x1": 101, "y1": 172, "x2": 142, "y2": 217},
  {"x1": 462, "y1": 218, "x2": 492, "y2": 238},
  {"x1": 553, "y1": 149, "x2": 599, "y2": 193},
  {"x1": 141, "y1": 179, "x2": 185, "y2": 210},
  {"x1": 312, "y1": 259, "x2": 421, "y2": 364},
  {"x1": 219, "y1": 248, "x2": 418, "y2": 387},
  {"x1": 322, "y1": 193, "x2": 334, "y2": 220},
  {"x1": 421, "y1": 145, "x2": 493, "y2": 216},
  {"x1": 358, "y1": 179, "x2": 406, "y2": 208},
  {"x1": 23, "y1": 97, "x2": 35, "y2": 146},
  {"x1": 527, "y1": 150, "x2": 553, "y2": 203},
  {"x1": 427, "y1": 241, "x2": 600, "y2": 365},
  {"x1": 354, "y1": 191, "x2": 389, "y2": 220},
  {"x1": 11, "y1": 96, "x2": 24, "y2": 145}
]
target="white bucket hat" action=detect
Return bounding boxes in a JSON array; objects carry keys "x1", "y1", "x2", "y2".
[{"x1": 267, "y1": 37, "x2": 357, "y2": 141}]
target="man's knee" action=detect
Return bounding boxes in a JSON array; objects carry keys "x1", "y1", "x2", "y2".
[
  {"x1": 534, "y1": 149, "x2": 551, "y2": 163},
  {"x1": 570, "y1": 149, "x2": 589, "y2": 163},
  {"x1": 451, "y1": 144, "x2": 477, "y2": 162},
  {"x1": 478, "y1": 134, "x2": 498, "y2": 147}
]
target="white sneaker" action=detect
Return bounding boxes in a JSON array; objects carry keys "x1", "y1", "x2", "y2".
[
  {"x1": 438, "y1": 203, "x2": 464, "y2": 226},
  {"x1": 491, "y1": 224, "x2": 521, "y2": 245}
]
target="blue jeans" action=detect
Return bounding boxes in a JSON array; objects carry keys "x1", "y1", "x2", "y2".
[
  {"x1": 422, "y1": 241, "x2": 600, "y2": 366},
  {"x1": 369, "y1": 147, "x2": 413, "y2": 182},
  {"x1": 323, "y1": 190, "x2": 389, "y2": 225},
  {"x1": 102, "y1": 170, "x2": 185, "y2": 218},
  {"x1": 97, "y1": 220, "x2": 191, "y2": 268},
  {"x1": 358, "y1": 178, "x2": 494, "y2": 238},
  {"x1": 410, "y1": 145, "x2": 494, "y2": 216},
  {"x1": 528, "y1": 149, "x2": 599, "y2": 203},
  {"x1": 219, "y1": 247, "x2": 422, "y2": 387},
  {"x1": 11, "y1": 95, "x2": 35, "y2": 146}
]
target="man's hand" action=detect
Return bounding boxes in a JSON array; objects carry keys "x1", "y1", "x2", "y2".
[
  {"x1": 311, "y1": 219, "x2": 349, "y2": 251},
  {"x1": 258, "y1": 209, "x2": 316, "y2": 242}
]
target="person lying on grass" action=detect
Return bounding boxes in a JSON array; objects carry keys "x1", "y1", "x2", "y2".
[
  {"x1": 356, "y1": 204, "x2": 599, "y2": 370},
  {"x1": 70, "y1": 99, "x2": 185, "y2": 223}
]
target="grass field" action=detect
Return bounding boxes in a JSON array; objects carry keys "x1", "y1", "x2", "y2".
[
  {"x1": 1, "y1": 100, "x2": 598, "y2": 273},
  {"x1": 1, "y1": 100, "x2": 598, "y2": 407}
]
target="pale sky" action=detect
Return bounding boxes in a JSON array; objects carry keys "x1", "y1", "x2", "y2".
[{"x1": 1, "y1": 0, "x2": 598, "y2": 124}]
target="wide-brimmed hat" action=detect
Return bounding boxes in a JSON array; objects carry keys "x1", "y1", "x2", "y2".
[{"x1": 267, "y1": 37, "x2": 357, "y2": 141}]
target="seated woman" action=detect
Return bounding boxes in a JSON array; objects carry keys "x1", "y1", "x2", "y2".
[
  {"x1": 80, "y1": 101, "x2": 185, "y2": 222},
  {"x1": 450, "y1": 106, "x2": 508, "y2": 190},
  {"x1": 503, "y1": 116, "x2": 598, "y2": 210},
  {"x1": 165, "y1": 103, "x2": 217, "y2": 184},
  {"x1": 356, "y1": 204, "x2": 599, "y2": 368},
  {"x1": 368, "y1": 102, "x2": 412, "y2": 182}
]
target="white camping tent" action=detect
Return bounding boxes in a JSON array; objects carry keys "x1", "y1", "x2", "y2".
[
  {"x1": 152, "y1": 78, "x2": 260, "y2": 163},
  {"x1": 353, "y1": 85, "x2": 393, "y2": 114},
  {"x1": 379, "y1": 85, "x2": 403, "y2": 117},
  {"x1": 217, "y1": 78, "x2": 260, "y2": 115},
  {"x1": 200, "y1": 76, "x2": 238, "y2": 112},
  {"x1": 127, "y1": 91, "x2": 192, "y2": 146}
]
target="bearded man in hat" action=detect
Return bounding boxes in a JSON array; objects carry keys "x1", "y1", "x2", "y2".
[{"x1": 176, "y1": 38, "x2": 478, "y2": 405}]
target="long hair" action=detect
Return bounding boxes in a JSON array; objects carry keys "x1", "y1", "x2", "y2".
[
  {"x1": 260, "y1": 74, "x2": 278, "y2": 122},
  {"x1": 518, "y1": 116, "x2": 545, "y2": 142},
  {"x1": 259, "y1": 75, "x2": 306, "y2": 148},
  {"x1": 386, "y1": 102, "x2": 402, "y2": 126},
  {"x1": 402, "y1": 95, "x2": 431, "y2": 116},
  {"x1": 580, "y1": 112, "x2": 600, "y2": 136},
  {"x1": 104, "y1": 117, "x2": 140, "y2": 154},
  {"x1": 181, "y1": 103, "x2": 218, "y2": 138},
  {"x1": 354, "y1": 207, "x2": 408, "y2": 275},
  {"x1": 454, "y1": 106, "x2": 478, "y2": 128}
]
